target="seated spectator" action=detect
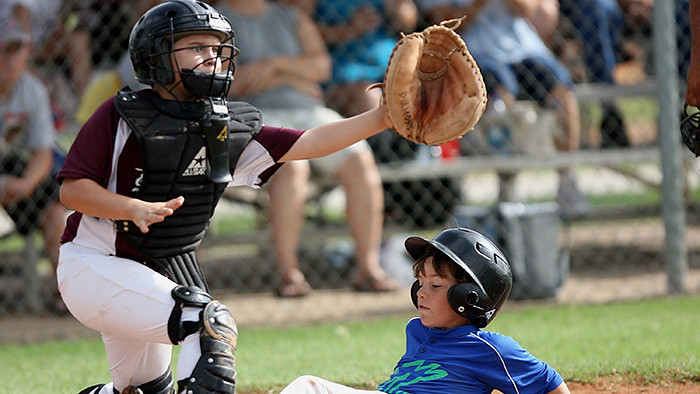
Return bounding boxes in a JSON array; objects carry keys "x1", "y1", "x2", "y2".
[
  {"x1": 0, "y1": 21, "x2": 67, "y2": 313},
  {"x1": 0, "y1": 0, "x2": 93, "y2": 131},
  {"x1": 284, "y1": 0, "x2": 419, "y2": 118},
  {"x1": 216, "y1": 0, "x2": 398, "y2": 297},
  {"x1": 560, "y1": 0, "x2": 690, "y2": 147},
  {"x1": 73, "y1": 0, "x2": 166, "y2": 125},
  {"x1": 559, "y1": 0, "x2": 631, "y2": 147},
  {"x1": 419, "y1": 0, "x2": 591, "y2": 219}
]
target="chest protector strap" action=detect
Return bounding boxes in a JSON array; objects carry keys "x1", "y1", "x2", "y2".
[{"x1": 113, "y1": 89, "x2": 261, "y2": 288}]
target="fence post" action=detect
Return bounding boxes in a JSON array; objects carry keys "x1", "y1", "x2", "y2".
[{"x1": 653, "y1": 0, "x2": 688, "y2": 293}]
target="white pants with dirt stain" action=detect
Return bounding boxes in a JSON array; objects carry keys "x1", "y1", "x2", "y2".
[
  {"x1": 280, "y1": 375, "x2": 384, "y2": 394},
  {"x1": 57, "y1": 242, "x2": 203, "y2": 392}
]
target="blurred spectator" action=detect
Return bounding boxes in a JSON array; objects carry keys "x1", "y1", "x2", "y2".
[
  {"x1": 419, "y1": 0, "x2": 591, "y2": 218},
  {"x1": 0, "y1": 21, "x2": 67, "y2": 313},
  {"x1": 687, "y1": 0, "x2": 699, "y2": 106},
  {"x1": 559, "y1": 0, "x2": 630, "y2": 147},
  {"x1": 0, "y1": 0, "x2": 92, "y2": 132},
  {"x1": 286, "y1": 0, "x2": 419, "y2": 117},
  {"x1": 73, "y1": 0, "x2": 164, "y2": 125},
  {"x1": 218, "y1": 0, "x2": 398, "y2": 296},
  {"x1": 524, "y1": 0, "x2": 560, "y2": 47},
  {"x1": 617, "y1": 0, "x2": 690, "y2": 77},
  {"x1": 560, "y1": 0, "x2": 690, "y2": 147},
  {"x1": 287, "y1": 0, "x2": 465, "y2": 229},
  {"x1": 74, "y1": 0, "x2": 131, "y2": 68}
]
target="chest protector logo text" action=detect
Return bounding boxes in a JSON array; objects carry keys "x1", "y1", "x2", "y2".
[{"x1": 183, "y1": 147, "x2": 207, "y2": 177}]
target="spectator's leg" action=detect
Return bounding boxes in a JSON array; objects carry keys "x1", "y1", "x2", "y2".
[
  {"x1": 40, "y1": 202, "x2": 64, "y2": 271},
  {"x1": 335, "y1": 150, "x2": 397, "y2": 292},
  {"x1": 549, "y1": 84, "x2": 581, "y2": 152},
  {"x1": 41, "y1": 202, "x2": 67, "y2": 313},
  {"x1": 268, "y1": 160, "x2": 312, "y2": 297},
  {"x1": 548, "y1": 85, "x2": 592, "y2": 219}
]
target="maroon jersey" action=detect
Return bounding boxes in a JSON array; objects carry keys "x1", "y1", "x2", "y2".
[{"x1": 57, "y1": 95, "x2": 304, "y2": 259}]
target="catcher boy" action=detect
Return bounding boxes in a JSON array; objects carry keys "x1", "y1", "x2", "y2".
[
  {"x1": 281, "y1": 228, "x2": 570, "y2": 394},
  {"x1": 56, "y1": 1, "x2": 414, "y2": 393}
]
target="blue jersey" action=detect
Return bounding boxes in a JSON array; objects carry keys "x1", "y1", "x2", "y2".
[{"x1": 378, "y1": 318, "x2": 563, "y2": 394}]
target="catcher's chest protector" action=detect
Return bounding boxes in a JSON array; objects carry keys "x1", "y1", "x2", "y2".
[{"x1": 113, "y1": 89, "x2": 261, "y2": 287}]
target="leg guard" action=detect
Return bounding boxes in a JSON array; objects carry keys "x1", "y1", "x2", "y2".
[
  {"x1": 80, "y1": 368, "x2": 174, "y2": 394},
  {"x1": 121, "y1": 367, "x2": 175, "y2": 394},
  {"x1": 77, "y1": 384, "x2": 110, "y2": 394},
  {"x1": 178, "y1": 301, "x2": 238, "y2": 393},
  {"x1": 168, "y1": 286, "x2": 238, "y2": 394}
]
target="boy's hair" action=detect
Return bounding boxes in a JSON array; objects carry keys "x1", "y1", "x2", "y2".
[{"x1": 412, "y1": 250, "x2": 469, "y2": 283}]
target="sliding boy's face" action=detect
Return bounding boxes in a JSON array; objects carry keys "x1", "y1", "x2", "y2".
[{"x1": 415, "y1": 257, "x2": 469, "y2": 330}]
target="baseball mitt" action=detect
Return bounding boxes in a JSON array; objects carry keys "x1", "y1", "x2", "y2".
[{"x1": 376, "y1": 17, "x2": 488, "y2": 146}]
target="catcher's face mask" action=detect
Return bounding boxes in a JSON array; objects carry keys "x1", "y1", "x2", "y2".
[
  {"x1": 129, "y1": 0, "x2": 237, "y2": 99},
  {"x1": 681, "y1": 104, "x2": 700, "y2": 156}
]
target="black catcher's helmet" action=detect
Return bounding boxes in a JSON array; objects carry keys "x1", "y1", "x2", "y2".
[
  {"x1": 681, "y1": 103, "x2": 700, "y2": 156},
  {"x1": 129, "y1": 0, "x2": 237, "y2": 98},
  {"x1": 407, "y1": 228, "x2": 512, "y2": 328}
]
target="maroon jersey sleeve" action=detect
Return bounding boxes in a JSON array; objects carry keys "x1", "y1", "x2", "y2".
[
  {"x1": 255, "y1": 125, "x2": 305, "y2": 162},
  {"x1": 57, "y1": 96, "x2": 121, "y2": 187}
]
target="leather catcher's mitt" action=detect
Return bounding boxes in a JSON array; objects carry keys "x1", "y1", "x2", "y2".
[{"x1": 378, "y1": 17, "x2": 487, "y2": 146}]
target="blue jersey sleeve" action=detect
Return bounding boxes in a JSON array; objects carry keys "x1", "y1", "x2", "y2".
[{"x1": 477, "y1": 332, "x2": 564, "y2": 394}]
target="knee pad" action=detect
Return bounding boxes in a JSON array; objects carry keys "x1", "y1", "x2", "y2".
[
  {"x1": 168, "y1": 286, "x2": 213, "y2": 345},
  {"x1": 169, "y1": 286, "x2": 238, "y2": 394}
]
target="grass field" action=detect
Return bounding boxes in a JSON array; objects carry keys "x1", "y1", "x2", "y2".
[{"x1": 1, "y1": 295, "x2": 698, "y2": 393}]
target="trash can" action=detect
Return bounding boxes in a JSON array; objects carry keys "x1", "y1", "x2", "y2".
[{"x1": 452, "y1": 202, "x2": 569, "y2": 300}]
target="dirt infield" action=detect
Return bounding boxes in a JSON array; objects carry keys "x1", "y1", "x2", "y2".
[{"x1": 565, "y1": 379, "x2": 700, "y2": 393}]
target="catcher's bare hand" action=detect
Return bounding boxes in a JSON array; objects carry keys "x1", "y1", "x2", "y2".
[{"x1": 128, "y1": 196, "x2": 185, "y2": 233}]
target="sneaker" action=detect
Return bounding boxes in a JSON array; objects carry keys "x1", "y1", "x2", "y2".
[{"x1": 557, "y1": 172, "x2": 593, "y2": 220}]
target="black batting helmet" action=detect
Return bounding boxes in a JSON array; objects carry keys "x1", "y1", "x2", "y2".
[
  {"x1": 681, "y1": 103, "x2": 700, "y2": 156},
  {"x1": 129, "y1": 0, "x2": 237, "y2": 98},
  {"x1": 407, "y1": 228, "x2": 512, "y2": 328}
]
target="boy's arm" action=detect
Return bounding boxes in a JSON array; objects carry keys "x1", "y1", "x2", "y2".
[
  {"x1": 547, "y1": 382, "x2": 570, "y2": 394},
  {"x1": 60, "y1": 178, "x2": 184, "y2": 234},
  {"x1": 278, "y1": 107, "x2": 390, "y2": 162}
]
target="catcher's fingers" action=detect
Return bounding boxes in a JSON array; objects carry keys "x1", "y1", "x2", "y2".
[
  {"x1": 132, "y1": 196, "x2": 185, "y2": 233},
  {"x1": 164, "y1": 196, "x2": 186, "y2": 210}
]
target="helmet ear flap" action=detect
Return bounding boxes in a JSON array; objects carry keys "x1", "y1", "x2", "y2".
[
  {"x1": 410, "y1": 280, "x2": 420, "y2": 309},
  {"x1": 447, "y1": 282, "x2": 488, "y2": 326}
]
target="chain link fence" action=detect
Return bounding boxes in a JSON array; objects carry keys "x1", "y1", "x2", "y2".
[{"x1": 1, "y1": 0, "x2": 698, "y2": 322}]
